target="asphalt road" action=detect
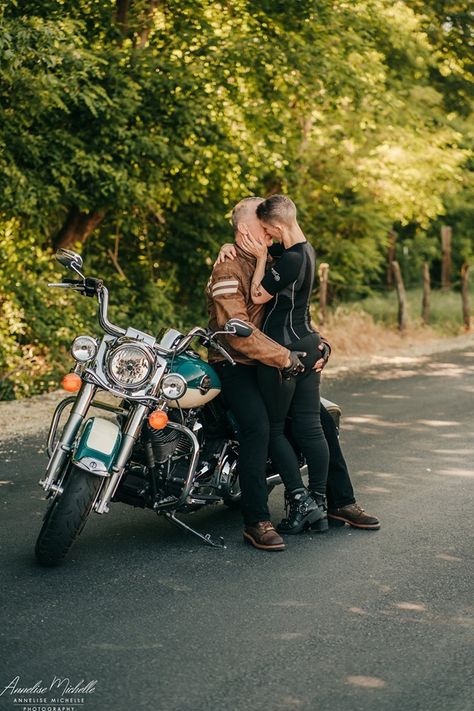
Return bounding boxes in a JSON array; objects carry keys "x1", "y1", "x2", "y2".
[{"x1": 1, "y1": 347, "x2": 473, "y2": 711}]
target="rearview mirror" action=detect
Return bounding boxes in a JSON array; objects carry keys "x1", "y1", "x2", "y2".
[
  {"x1": 224, "y1": 319, "x2": 253, "y2": 338},
  {"x1": 55, "y1": 249, "x2": 85, "y2": 279}
]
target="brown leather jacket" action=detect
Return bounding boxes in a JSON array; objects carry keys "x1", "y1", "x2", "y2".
[{"x1": 206, "y1": 245, "x2": 290, "y2": 368}]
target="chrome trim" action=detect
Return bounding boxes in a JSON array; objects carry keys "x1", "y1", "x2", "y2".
[
  {"x1": 82, "y1": 370, "x2": 163, "y2": 404},
  {"x1": 125, "y1": 327, "x2": 156, "y2": 348},
  {"x1": 71, "y1": 335, "x2": 98, "y2": 362},
  {"x1": 97, "y1": 286, "x2": 126, "y2": 338},
  {"x1": 49, "y1": 482, "x2": 64, "y2": 496},
  {"x1": 46, "y1": 396, "x2": 77, "y2": 458},
  {"x1": 55, "y1": 248, "x2": 85, "y2": 279},
  {"x1": 161, "y1": 372, "x2": 187, "y2": 400},
  {"x1": 74, "y1": 457, "x2": 110, "y2": 476},
  {"x1": 95, "y1": 404, "x2": 149, "y2": 514},
  {"x1": 153, "y1": 422, "x2": 200, "y2": 511},
  {"x1": 46, "y1": 396, "x2": 129, "y2": 458},
  {"x1": 105, "y1": 340, "x2": 155, "y2": 390},
  {"x1": 40, "y1": 383, "x2": 97, "y2": 491}
]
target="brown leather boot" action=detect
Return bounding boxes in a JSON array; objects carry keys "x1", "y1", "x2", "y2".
[
  {"x1": 327, "y1": 502, "x2": 380, "y2": 530},
  {"x1": 243, "y1": 521, "x2": 285, "y2": 551}
]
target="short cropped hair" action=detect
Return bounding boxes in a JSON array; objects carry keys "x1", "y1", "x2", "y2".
[
  {"x1": 256, "y1": 194, "x2": 297, "y2": 226},
  {"x1": 231, "y1": 197, "x2": 263, "y2": 232}
]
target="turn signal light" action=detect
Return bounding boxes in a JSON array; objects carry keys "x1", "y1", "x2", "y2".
[
  {"x1": 148, "y1": 410, "x2": 169, "y2": 430},
  {"x1": 61, "y1": 372, "x2": 82, "y2": 392}
]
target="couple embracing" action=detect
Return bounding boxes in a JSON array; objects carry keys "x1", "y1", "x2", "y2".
[{"x1": 207, "y1": 195, "x2": 379, "y2": 551}]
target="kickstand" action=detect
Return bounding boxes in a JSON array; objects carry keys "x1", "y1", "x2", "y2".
[{"x1": 162, "y1": 511, "x2": 226, "y2": 549}]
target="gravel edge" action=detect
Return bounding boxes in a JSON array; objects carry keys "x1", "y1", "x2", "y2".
[{"x1": 1, "y1": 332, "x2": 473, "y2": 443}]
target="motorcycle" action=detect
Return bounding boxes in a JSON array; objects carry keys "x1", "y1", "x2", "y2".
[{"x1": 35, "y1": 249, "x2": 341, "y2": 565}]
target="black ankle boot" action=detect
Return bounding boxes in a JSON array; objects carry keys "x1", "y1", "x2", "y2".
[
  {"x1": 276, "y1": 488, "x2": 324, "y2": 535},
  {"x1": 308, "y1": 491, "x2": 329, "y2": 533}
]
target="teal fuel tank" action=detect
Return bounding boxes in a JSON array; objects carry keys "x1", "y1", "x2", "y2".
[{"x1": 167, "y1": 352, "x2": 221, "y2": 409}]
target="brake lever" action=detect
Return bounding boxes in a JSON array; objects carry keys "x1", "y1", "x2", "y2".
[{"x1": 209, "y1": 338, "x2": 236, "y2": 366}]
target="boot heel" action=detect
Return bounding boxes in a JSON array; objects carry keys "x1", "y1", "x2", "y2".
[
  {"x1": 307, "y1": 508, "x2": 324, "y2": 525},
  {"x1": 310, "y1": 517, "x2": 328, "y2": 533},
  {"x1": 328, "y1": 517, "x2": 346, "y2": 528}
]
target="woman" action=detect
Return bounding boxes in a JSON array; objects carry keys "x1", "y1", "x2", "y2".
[{"x1": 236, "y1": 194, "x2": 330, "y2": 534}]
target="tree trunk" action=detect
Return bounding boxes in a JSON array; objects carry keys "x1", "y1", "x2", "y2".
[
  {"x1": 392, "y1": 260, "x2": 407, "y2": 333},
  {"x1": 116, "y1": 0, "x2": 130, "y2": 32},
  {"x1": 318, "y1": 262, "x2": 329, "y2": 327},
  {"x1": 139, "y1": 1, "x2": 160, "y2": 48},
  {"x1": 422, "y1": 262, "x2": 431, "y2": 325},
  {"x1": 387, "y1": 230, "x2": 397, "y2": 288},
  {"x1": 441, "y1": 225, "x2": 452, "y2": 290},
  {"x1": 53, "y1": 207, "x2": 106, "y2": 251},
  {"x1": 461, "y1": 263, "x2": 470, "y2": 331}
]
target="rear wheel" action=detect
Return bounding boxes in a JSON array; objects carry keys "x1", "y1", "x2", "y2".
[{"x1": 35, "y1": 466, "x2": 102, "y2": 567}]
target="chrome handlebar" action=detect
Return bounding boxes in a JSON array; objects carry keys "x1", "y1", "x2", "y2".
[
  {"x1": 49, "y1": 280, "x2": 236, "y2": 365},
  {"x1": 96, "y1": 286, "x2": 126, "y2": 338},
  {"x1": 154, "y1": 326, "x2": 236, "y2": 365}
]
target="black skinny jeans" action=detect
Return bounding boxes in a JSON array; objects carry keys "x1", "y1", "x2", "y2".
[
  {"x1": 257, "y1": 334, "x2": 329, "y2": 494},
  {"x1": 320, "y1": 404, "x2": 355, "y2": 509},
  {"x1": 213, "y1": 361, "x2": 356, "y2": 521},
  {"x1": 213, "y1": 361, "x2": 271, "y2": 524}
]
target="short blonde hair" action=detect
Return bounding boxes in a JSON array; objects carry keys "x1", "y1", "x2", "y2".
[{"x1": 231, "y1": 197, "x2": 263, "y2": 232}]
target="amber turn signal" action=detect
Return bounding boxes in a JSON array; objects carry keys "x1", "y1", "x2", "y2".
[
  {"x1": 61, "y1": 372, "x2": 82, "y2": 392},
  {"x1": 148, "y1": 410, "x2": 169, "y2": 430}
]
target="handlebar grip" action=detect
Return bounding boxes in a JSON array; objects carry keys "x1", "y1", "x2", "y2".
[{"x1": 84, "y1": 277, "x2": 103, "y2": 297}]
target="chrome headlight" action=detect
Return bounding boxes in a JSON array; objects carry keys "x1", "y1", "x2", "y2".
[
  {"x1": 161, "y1": 373, "x2": 187, "y2": 400},
  {"x1": 106, "y1": 343, "x2": 153, "y2": 389},
  {"x1": 71, "y1": 336, "x2": 98, "y2": 363}
]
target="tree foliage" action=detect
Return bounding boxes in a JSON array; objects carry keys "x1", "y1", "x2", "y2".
[{"x1": 0, "y1": 0, "x2": 472, "y2": 397}]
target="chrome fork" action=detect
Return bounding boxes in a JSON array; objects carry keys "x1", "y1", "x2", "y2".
[
  {"x1": 95, "y1": 404, "x2": 149, "y2": 514},
  {"x1": 40, "y1": 383, "x2": 97, "y2": 492}
]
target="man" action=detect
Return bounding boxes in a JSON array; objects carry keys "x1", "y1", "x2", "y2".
[
  {"x1": 207, "y1": 197, "x2": 297, "y2": 551},
  {"x1": 207, "y1": 197, "x2": 379, "y2": 551}
]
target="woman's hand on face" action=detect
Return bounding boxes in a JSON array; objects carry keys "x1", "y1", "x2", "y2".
[
  {"x1": 241, "y1": 231, "x2": 268, "y2": 259},
  {"x1": 214, "y1": 243, "x2": 237, "y2": 265}
]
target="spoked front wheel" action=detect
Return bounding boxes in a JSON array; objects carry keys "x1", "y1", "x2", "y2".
[{"x1": 35, "y1": 466, "x2": 102, "y2": 567}]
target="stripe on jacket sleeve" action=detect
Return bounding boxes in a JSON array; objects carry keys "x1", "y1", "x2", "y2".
[
  {"x1": 212, "y1": 285, "x2": 239, "y2": 297},
  {"x1": 213, "y1": 279, "x2": 239, "y2": 288},
  {"x1": 211, "y1": 279, "x2": 239, "y2": 297}
]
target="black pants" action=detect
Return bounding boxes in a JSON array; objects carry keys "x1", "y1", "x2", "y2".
[
  {"x1": 257, "y1": 363, "x2": 329, "y2": 495},
  {"x1": 320, "y1": 404, "x2": 355, "y2": 509},
  {"x1": 213, "y1": 362, "x2": 356, "y2": 522},
  {"x1": 213, "y1": 362, "x2": 271, "y2": 524}
]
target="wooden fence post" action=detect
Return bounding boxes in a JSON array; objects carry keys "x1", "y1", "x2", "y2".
[
  {"x1": 392, "y1": 260, "x2": 407, "y2": 332},
  {"x1": 441, "y1": 225, "x2": 452, "y2": 290},
  {"x1": 318, "y1": 262, "x2": 329, "y2": 326},
  {"x1": 461, "y1": 263, "x2": 470, "y2": 331},
  {"x1": 422, "y1": 262, "x2": 431, "y2": 325},
  {"x1": 387, "y1": 230, "x2": 397, "y2": 288}
]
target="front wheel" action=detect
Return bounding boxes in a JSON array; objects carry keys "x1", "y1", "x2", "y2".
[{"x1": 35, "y1": 466, "x2": 102, "y2": 567}]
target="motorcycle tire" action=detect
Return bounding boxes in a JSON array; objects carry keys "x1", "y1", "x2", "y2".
[{"x1": 35, "y1": 466, "x2": 102, "y2": 567}]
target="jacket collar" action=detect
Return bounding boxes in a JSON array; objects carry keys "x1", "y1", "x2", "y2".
[{"x1": 235, "y1": 243, "x2": 257, "y2": 264}]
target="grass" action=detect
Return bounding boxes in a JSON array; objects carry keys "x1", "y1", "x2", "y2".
[
  {"x1": 312, "y1": 286, "x2": 473, "y2": 361},
  {"x1": 355, "y1": 286, "x2": 473, "y2": 335}
]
